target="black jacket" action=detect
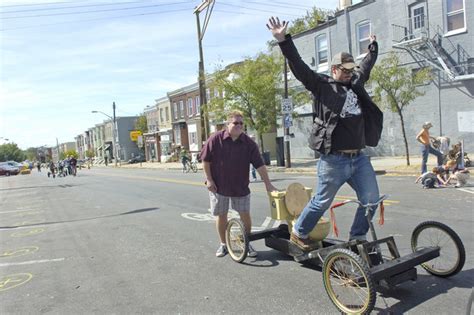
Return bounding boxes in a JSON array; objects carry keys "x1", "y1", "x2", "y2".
[{"x1": 278, "y1": 35, "x2": 383, "y2": 154}]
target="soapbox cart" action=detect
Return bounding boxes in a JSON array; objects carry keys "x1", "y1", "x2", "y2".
[{"x1": 224, "y1": 183, "x2": 465, "y2": 314}]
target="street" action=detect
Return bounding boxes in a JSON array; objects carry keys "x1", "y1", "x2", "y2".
[{"x1": 1, "y1": 168, "x2": 473, "y2": 314}]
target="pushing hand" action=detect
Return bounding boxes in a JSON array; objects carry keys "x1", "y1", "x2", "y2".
[{"x1": 266, "y1": 16, "x2": 288, "y2": 42}]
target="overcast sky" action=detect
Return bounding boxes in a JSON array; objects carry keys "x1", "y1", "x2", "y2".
[{"x1": 0, "y1": 0, "x2": 338, "y2": 149}]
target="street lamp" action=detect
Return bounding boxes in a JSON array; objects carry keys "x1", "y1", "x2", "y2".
[
  {"x1": 92, "y1": 103, "x2": 119, "y2": 167},
  {"x1": 194, "y1": 0, "x2": 214, "y2": 143}
]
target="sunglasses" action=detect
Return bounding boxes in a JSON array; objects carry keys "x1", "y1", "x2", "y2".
[
  {"x1": 337, "y1": 66, "x2": 354, "y2": 74},
  {"x1": 231, "y1": 121, "x2": 244, "y2": 125}
]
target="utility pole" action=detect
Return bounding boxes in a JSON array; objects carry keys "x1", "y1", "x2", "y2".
[
  {"x1": 112, "y1": 101, "x2": 119, "y2": 167},
  {"x1": 194, "y1": 0, "x2": 214, "y2": 144},
  {"x1": 283, "y1": 58, "x2": 291, "y2": 168}
]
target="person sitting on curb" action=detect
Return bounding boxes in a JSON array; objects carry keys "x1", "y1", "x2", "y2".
[
  {"x1": 444, "y1": 160, "x2": 470, "y2": 188},
  {"x1": 414, "y1": 167, "x2": 442, "y2": 189}
]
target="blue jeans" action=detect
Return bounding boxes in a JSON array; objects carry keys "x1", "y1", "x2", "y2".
[
  {"x1": 421, "y1": 145, "x2": 443, "y2": 173},
  {"x1": 293, "y1": 153, "x2": 379, "y2": 240}
]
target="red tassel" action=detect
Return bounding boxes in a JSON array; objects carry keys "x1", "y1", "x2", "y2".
[
  {"x1": 330, "y1": 206, "x2": 339, "y2": 237},
  {"x1": 378, "y1": 202, "x2": 385, "y2": 226}
]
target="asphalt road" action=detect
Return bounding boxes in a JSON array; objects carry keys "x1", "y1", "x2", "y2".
[{"x1": 1, "y1": 168, "x2": 473, "y2": 314}]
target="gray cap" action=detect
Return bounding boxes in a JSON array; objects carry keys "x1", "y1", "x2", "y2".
[{"x1": 331, "y1": 52, "x2": 356, "y2": 69}]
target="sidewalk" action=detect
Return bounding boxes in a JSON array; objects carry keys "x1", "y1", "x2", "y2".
[{"x1": 101, "y1": 155, "x2": 465, "y2": 176}]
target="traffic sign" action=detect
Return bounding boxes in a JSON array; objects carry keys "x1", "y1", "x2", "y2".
[{"x1": 281, "y1": 97, "x2": 293, "y2": 114}]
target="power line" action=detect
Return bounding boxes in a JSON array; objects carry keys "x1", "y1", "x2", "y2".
[
  {"x1": 1, "y1": 1, "x2": 191, "y2": 20},
  {"x1": 0, "y1": 1, "x2": 71, "y2": 8},
  {"x1": 217, "y1": 3, "x2": 304, "y2": 17},
  {"x1": 1, "y1": 1, "x2": 152, "y2": 14},
  {"x1": 214, "y1": 9, "x2": 300, "y2": 18},
  {"x1": 245, "y1": 1, "x2": 311, "y2": 11},
  {"x1": 0, "y1": 7, "x2": 192, "y2": 31}
]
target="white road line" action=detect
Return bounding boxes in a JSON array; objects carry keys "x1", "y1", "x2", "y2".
[
  {"x1": 458, "y1": 188, "x2": 474, "y2": 194},
  {"x1": 0, "y1": 209, "x2": 41, "y2": 214},
  {"x1": 0, "y1": 258, "x2": 65, "y2": 267},
  {"x1": 260, "y1": 217, "x2": 272, "y2": 228}
]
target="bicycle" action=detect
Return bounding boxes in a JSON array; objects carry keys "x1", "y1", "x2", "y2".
[
  {"x1": 183, "y1": 160, "x2": 198, "y2": 173},
  {"x1": 225, "y1": 184, "x2": 465, "y2": 314}
]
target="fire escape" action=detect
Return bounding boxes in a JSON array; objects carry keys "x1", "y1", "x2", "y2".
[{"x1": 392, "y1": 15, "x2": 473, "y2": 82}]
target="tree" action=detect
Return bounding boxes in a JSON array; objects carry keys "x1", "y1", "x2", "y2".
[
  {"x1": 208, "y1": 53, "x2": 309, "y2": 152},
  {"x1": 135, "y1": 114, "x2": 148, "y2": 135},
  {"x1": 85, "y1": 150, "x2": 95, "y2": 159},
  {"x1": 0, "y1": 143, "x2": 26, "y2": 162},
  {"x1": 24, "y1": 147, "x2": 37, "y2": 161},
  {"x1": 288, "y1": 7, "x2": 332, "y2": 35},
  {"x1": 369, "y1": 52, "x2": 432, "y2": 165},
  {"x1": 60, "y1": 149, "x2": 78, "y2": 160}
]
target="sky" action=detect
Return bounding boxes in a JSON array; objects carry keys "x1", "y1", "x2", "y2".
[{"x1": 0, "y1": 0, "x2": 338, "y2": 149}]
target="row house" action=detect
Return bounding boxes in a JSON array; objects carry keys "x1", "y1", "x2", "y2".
[
  {"x1": 156, "y1": 96, "x2": 173, "y2": 162},
  {"x1": 272, "y1": 0, "x2": 473, "y2": 158},
  {"x1": 143, "y1": 105, "x2": 160, "y2": 161}
]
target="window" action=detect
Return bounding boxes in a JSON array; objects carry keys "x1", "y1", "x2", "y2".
[
  {"x1": 188, "y1": 98, "x2": 193, "y2": 117},
  {"x1": 173, "y1": 103, "x2": 178, "y2": 119},
  {"x1": 174, "y1": 126, "x2": 181, "y2": 145},
  {"x1": 315, "y1": 34, "x2": 328, "y2": 65},
  {"x1": 214, "y1": 88, "x2": 219, "y2": 98},
  {"x1": 189, "y1": 132, "x2": 197, "y2": 145},
  {"x1": 165, "y1": 107, "x2": 170, "y2": 121},
  {"x1": 445, "y1": 0, "x2": 465, "y2": 33},
  {"x1": 159, "y1": 108, "x2": 164, "y2": 123},
  {"x1": 179, "y1": 100, "x2": 184, "y2": 118},
  {"x1": 412, "y1": 6, "x2": 425, "y2": 30},
  {"x1": 357, "y1": 21, "x2": 371, "y2": 56},
  {"x1": 195, "y1": 96, "x2": 201, "y2": 116},
  {"x1": 206, "y1": 88, "x2": 211, "y2": 101}
]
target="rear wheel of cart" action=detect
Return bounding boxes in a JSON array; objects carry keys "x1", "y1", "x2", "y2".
[
  {"x1": 322, "y1": 248, "x2": 376, "y2": 315},
  {"x1": 225, "y1": 218, "x2": 248, "y2": 263},
  {"x1": 411, "y1": 220, "x2": 465, "y2": 277}
]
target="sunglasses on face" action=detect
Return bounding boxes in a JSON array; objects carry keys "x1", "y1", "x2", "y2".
[
  {"x1": 231, "y1": 121, "x2": 244, "y2": 125},
  {"x1": 337, "y1": 66, "x2": 354, "y2": 74}
]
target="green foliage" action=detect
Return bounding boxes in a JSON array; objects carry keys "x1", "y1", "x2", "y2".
[
  {"x1": 85, "y1": 150, "x2": 95, "y2": 158},
  {"x1": 0, "y1": 143, "x2": 26, "y2": 162},
  {"x1": 60, "y1": 150, "x2": 78, "y2": 160},
  {"x1": 135, "y1": 114, "x2": 148, "y2": 134},
  {"x1": 24, "y1": 147, "x2": 37, "y2": 161},
  {"x1": 370, "y1": 52, "x2": 432, "y2": 113},
  {"x1": 287, "y1": 7, "x2": 332, "y2": 35},
  {"x1": 370, "y1": 52, "x2": 433, "y2": 165}
]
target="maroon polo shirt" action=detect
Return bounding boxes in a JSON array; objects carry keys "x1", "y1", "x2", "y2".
[{"x1": 200, "y1": 129, "x2": 264, "y2": 197}]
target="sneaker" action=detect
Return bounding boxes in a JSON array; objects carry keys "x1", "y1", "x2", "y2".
[
  {"x1": 215, "y1": 244, "x2": 228, "y2": 257},
  {"x1": 248, "y1": 244, "x2": 258, "y2": 258},
  {"x1": 290, "y1": 233, "x2": 312, "y2": 250}
]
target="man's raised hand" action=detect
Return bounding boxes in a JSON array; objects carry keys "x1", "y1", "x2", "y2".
[{"x1": 266, "y1": 16, "x2": 288, "y2": 42}]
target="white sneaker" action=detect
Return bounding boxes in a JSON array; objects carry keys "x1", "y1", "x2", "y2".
[
  {"x1": 248, "y1": 244, "x2": 258, "y2": 257},
  {"x1": 215, "y1": 244, "x2": 228, "y2": 257}
]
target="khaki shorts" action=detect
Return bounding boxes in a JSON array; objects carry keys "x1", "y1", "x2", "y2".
[{"x1": 209, "y1": 192, "x2": 250, "y2": 216}]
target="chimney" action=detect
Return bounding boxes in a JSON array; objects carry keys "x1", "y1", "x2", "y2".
[{"x1": 339, "y1": 0, "x2": 352, "y2": 10}]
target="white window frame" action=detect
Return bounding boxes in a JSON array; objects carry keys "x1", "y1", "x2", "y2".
[
  {"x1": 315, "y1": 33, "x2": 328, "y2": 72},
  {"x1": 356, "y1": 20, "x2": 372, "y2": 58},
  {"x1": 173, "y1": 102, "x2": 178, "y2": 119},
  {"x1": 187, "y1": 98, "x2": 193, "y2": 117},
  {"x1": 206, "y1": 88, "x2": 211, "y2": 102},
  {"x1": 195, "y1": 96, "x2": 201, "y2": 116},
  {"x1": 179, "y1": 100, "x2": 184, "y2": 118},
  {"x1": 444, "y1": 0, "x2": 466, "y2": 36}
]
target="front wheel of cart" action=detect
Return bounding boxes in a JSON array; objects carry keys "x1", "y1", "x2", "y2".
[
  {"x1": 322, "y1": 248, "x2": 376, "y2": 315},
  {"x1": 225, "y1": 218, "x2": 248, "y2": 263},
  {"x1": 411, "y1": 220, "x2": 465, "y2": 277}
]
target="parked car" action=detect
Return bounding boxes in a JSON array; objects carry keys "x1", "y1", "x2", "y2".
[
  {"x1": 0, "y1": 164, "x2": 20, "y2": 176},
  {"x1": 128, "y1": 155, "x2": 146, "y2": 164}
]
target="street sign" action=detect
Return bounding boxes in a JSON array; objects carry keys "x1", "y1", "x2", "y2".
[
  {"x1": 284, "y1": 114, "x2": 293, "y2": 128},
  {"x1": 281, "y1": 97, "x2": 293, "y2": 114},
  {"x1": 130, "y1": 130, "x2": 142, "y2": 141}
]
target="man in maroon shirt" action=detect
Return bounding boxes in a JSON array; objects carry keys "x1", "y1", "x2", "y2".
[{"x1": 200, "y1": 110, "x2": 278, "y2": 258}]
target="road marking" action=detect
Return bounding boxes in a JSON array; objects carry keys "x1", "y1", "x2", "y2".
[
  {"x1": 458, "y1": 188, "x2": 474, "y2": 194},
  {"x1": 0, "y1": 273, "x2": 33, "y2": 291},
  {"x1": 0, "y1": 246, "x2": 39, "y2": 259},
  {"x1": 0, "y1": 209, "x2": 42, "y2": 214},
  {"x1": 0, "y1": 258, "x2": 64, "y2": 268},
  {"x1": 13, "y1": 210, "x2": 44, "y2": 217},
  {"x1": 10, "y1": 228, "x2": 45, "y2": 237}
]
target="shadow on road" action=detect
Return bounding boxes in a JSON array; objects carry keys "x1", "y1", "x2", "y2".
[
  {"x1": 0, "y1": 184, "x2": 78, "y2": 191},
  {"x1": 0, "y1": 207, "x2": 160, "y2": 229}
]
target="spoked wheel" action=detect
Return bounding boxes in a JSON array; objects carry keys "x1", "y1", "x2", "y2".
[
  {"x1": 190, "y1": 163, "x2": 198, "y2": 173},
  {"x1": 322, "y1": 249, "x2": 376, "y2": 315},
  {"x1": 411, "y1": 221, "x2": 465, "y2": 277},
  {"x1": 225, "y1": 218, "x2": 248, "y2": 263}
]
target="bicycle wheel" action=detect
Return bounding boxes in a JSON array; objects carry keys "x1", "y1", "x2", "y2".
[
  {"x1": 322, "y1": 248, "x2": 376, "y2": 315},
  {"x1": 411, "y1": 221, "x2": 465, "y2": 277},
  {"x1": 225, "y1": 218, "x2": 248, "y2": 263},
  {"x1": 191, "y1": 163, "x2": 198, "y2": 173}
]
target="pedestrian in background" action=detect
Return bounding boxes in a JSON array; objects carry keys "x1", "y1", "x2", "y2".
[
  {"x1": 267, "y1": 16, "x2": 383, "y2": 249},
  {"x1": 200, "y1": 110, "x2": 278, "y2": 258},
  {"x1": 416, "y1": 122, "x2": 443, "y2": 174}
]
